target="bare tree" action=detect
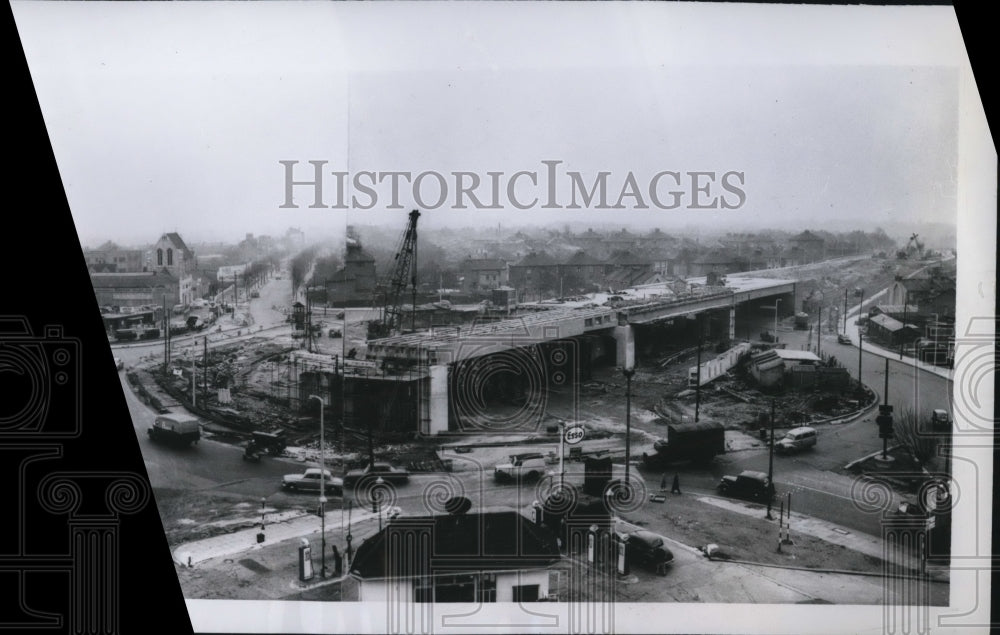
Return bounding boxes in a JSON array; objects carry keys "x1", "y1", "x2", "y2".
[{"x1": 892, "y1": 407, "x2": 937, "y2": 466}]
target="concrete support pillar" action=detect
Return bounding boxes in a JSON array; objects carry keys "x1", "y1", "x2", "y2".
[
  {"x1": 729, "y1": 307, "x2": 736, "y2": 341},
  {"x1": 613, "y1": 325, "x2": 635, "y2": 369},
  {"x1": 428, "y1": 364, "x2": 450, "y2": 434}
]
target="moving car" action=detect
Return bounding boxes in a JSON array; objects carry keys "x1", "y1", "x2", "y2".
[
  {"x1": 343, "y1": 462, "x2": 410, "y2": 488},
  {"x1": 717, "y1": 470, "x2": 775, "y2": 502},
  {"x1": 775, "y1": 426, "x2": 817, "y2": 454},
  {"x1": 494, "y1": 452, "x2": 548, "y2": 483},
  {"x1": 625, "y1": 530, "x2": 674, "y2": 574},
  {"x1": 837, "y1": 333, "x2": 852, "y2": 345},
  {"x1": 281, "y1": 468, "x2": 343, "y2": 495}
]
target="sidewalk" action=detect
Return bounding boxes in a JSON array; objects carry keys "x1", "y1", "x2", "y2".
[
  {"x1": 173, "y1": 508, "x2": 378, "y2": 567},
  {"x1": 173, "y1": 492, "x2": 949, "y2": 604},
  {"x1": 695, "y1": 496, "x2": 948, "y2": 582}
]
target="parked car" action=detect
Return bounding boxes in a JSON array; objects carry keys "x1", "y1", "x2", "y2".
[
  {"x1": 775, "y1": 426, "x2": 817, "y2": 454},
  {"x1": 837, "y1": 333, "x2": 852, "y2": 345},
  {"x1": 281, "y1": 468, "x2": 343, "y2": 495},
  {"x1": 717, "y1": 470, "x2": 775, "y2": 502},
  {"x1": 343, "y1": 462, "x2": 410, "y2": 488},
  {"x1": 930, "y1": 409, "x2": 950, "y2": 431},
  {"x1": 625, "y1": 530, "x2": 674, "y2": 574},
  {"x1": 114, "y1": 356, "x2": 124, "y2": 370},
  {"x1": 494, "y1": 452, "x2": 548, "y2": 483}
]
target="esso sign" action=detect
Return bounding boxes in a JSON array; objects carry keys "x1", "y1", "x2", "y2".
[{"x1": 564, "y1": 426, "x2": 585, "y2": 445}]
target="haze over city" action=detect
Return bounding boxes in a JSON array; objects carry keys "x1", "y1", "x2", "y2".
[{"x1": 13, "y1": 4, "x2": 959, "y2": 249}]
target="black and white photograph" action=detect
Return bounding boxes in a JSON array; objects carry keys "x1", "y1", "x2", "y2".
[{"x1": 7, "y1": 2, "x2": 995, "y2": 634}]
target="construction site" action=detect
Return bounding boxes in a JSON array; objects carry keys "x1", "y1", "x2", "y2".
[{"x1": 126, "y1": 210, "x2": 951, "y2": 475}]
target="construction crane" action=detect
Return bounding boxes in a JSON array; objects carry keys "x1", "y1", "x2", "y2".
[
  {"x1": 897, "y1": 233, "x2": 925, "y2": 260},
  {"x1": 367, "y1": 209, "x2": 420, "y2": 340}
]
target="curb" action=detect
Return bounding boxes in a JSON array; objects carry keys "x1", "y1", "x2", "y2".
[
  {"x1": 715, "y1": 556, "x2": 949, "y2": 583},
  {"x1": 843, "y1": 445, "x2": 903, "y2": 471}
]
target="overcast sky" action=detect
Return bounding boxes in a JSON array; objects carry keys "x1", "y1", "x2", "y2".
[{"x1": 13, "y1": 3, "x2": 970, "y2": 248}]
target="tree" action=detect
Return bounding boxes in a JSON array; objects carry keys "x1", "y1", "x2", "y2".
[{"x1": 892, "y1": 407, "x2": 938, "y2": 466}]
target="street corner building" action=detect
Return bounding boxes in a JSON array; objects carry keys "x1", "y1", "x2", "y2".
[{"x1": 348, "y1": 509, "x2": 562, "y2": 603}]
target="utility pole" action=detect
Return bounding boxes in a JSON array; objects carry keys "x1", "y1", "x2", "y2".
[
  {"x1": 766, "y1": 399, "x2": 776, "y2": 520},
  {"x1": 309, "y1": 395, "x2": 328, "y2": 578},
  {"x1": 306, "y1": 288, "x2": 312, "y2": 353},
  {"x1": 900, "y1": 291, "x2": 908, "y2": 360},
  {"x1": 694, "y1": 326, "x2": 702, "y2": 423},
  {"x1": 623, "y1": 367, "x2": 635, "y2": 486},
  {"x1": 817, "y1": 307, "x2": 822, "y2": 357},
  {"x1": 857, "y1": 331, "x2": 864, "y2": 397},
  {"x1": 843, "y1": 288, "x2": 849, "y2": 334},
  {"x1": 203, "y1": 337, "x2": 208, "y2": 401},
  {"x1": 876, "y1": 358, "x2": 895, "y2": 460},
  {"x1": 367, "y1": 414, "x2": 376, "y2": 470},
  {"x1": 856, "y1": 288, "x2": 864, "y2": 397},
  {"x1": 163, "y1": 296, "x2": 168, "y2": 376},
  {"x1": 772, "y1": 298, "x2": 782, "y2": 339}
]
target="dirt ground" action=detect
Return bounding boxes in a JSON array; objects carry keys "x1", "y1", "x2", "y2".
[{"x1": 153, "y1": 487, "x2": 312, "y2": 545}]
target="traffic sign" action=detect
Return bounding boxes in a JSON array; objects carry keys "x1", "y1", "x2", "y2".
[{"x1": 564, "y1": 425, "x2": 585, "y2": 445}]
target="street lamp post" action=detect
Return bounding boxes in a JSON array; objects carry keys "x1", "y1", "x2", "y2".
[
  {"x1": 309, "y1": 394, "x2": 328, "y2": 578},
  {"x1": 622, "y1": 367, "x2": 635, "y2": 486}
]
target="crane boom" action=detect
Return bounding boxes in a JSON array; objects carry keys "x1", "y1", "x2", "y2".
[{"x1": 367, "y1": 209, "x2": 420, "y2": 339}]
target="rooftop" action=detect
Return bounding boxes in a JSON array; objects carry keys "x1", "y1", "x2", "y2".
[{"x1": 349, "y1": 510, "x2": 561, "y2": 579}]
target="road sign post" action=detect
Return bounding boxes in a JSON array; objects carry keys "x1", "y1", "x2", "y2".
[{"x1": 560, "y1": 425, "x2": 585, "y2": 488}]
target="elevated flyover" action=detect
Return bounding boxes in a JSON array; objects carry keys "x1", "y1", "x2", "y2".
[
  {"x1": 366, "y1": 277, "x2": 795, "y2": 364},
  {"x1": 358, "y1": 276, "x2": 795, "y2": 434}
]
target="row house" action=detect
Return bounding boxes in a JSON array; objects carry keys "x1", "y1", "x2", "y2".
[
  {"x1": 787, "y1": 230, "x2": 826, "y2": 263},
  {"x1": 460, "y1": 258, "x2": 510, "y2": 293},
  {"x1": 886, "y1": 275, "x2": 956, "y2": 320},
  {"x1": 84, "y1": 241, "x2": 146, "y2": 273}
]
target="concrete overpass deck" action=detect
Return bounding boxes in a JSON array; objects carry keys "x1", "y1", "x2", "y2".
[{"x1": 364, "y1": 277, "x2": 796, "y2": 364}]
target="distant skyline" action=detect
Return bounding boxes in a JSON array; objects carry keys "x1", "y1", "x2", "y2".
[{"x1": 13, "y1": 4, "x2": 965, "y2": 249}]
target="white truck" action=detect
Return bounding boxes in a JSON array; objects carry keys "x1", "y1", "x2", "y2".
[{"x1": 148, "y1": 412, "x2": 201, "y2": 447}]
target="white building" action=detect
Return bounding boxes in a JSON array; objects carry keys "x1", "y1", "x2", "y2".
[{"x1": 349, "y1": 509, "x2": 561, "y2": 603}]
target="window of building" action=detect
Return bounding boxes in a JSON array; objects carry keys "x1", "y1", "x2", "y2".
[
  {"x1": 157, "y1": 249, "x2": 163, "y2": 266},
  {"x1": 512, "y1": 584, "x2": 540, "y2": 602},
  {"x1": 167, "y1": 248, "x2": 174, "y2": 266},
  {"x1": 435, "y1": 573, "x2": 476, "y2": 603},
  {"x1": 477, "y1": 573, "x2": 497, "y2": 603}
]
